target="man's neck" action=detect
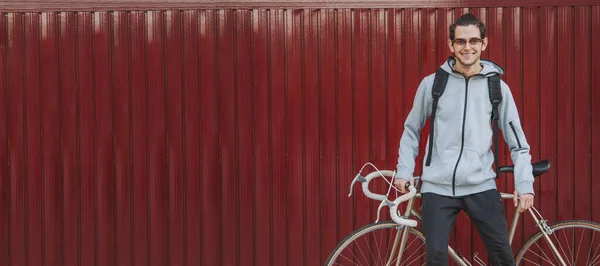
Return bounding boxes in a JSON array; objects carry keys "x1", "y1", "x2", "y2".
[{"x1": 453, "y1": 61, "x2": 483, "y2": 78}]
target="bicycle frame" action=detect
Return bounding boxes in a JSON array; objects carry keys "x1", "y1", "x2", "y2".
[{"x1": 389, "y1": 187, "x2": 568, "y2": 266}]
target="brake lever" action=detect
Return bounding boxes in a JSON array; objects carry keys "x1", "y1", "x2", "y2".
[
  {"x1": 348, "y1": 173, "x2": 366, "y2": 197},
  {"x1": 375, "y1": 198, "x2": 395, "y2": 223}
]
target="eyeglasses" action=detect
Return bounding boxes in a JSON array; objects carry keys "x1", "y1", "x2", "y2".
[{"x1": 452, "y1": 38, "x2": 483, "y2": 47}]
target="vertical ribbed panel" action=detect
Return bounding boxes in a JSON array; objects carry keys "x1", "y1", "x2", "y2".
[
  {"x1": 1, "y1": 6, "x2": 599, "y2": 265},
  {"x1": 0, "y1": 10, "x2": 8, "y2": 266},
  {"x1": 198, "y1": 9, "x2": 219, "y2": 266},
  {"x1": 592, "y1": 4, "x2": 600, "y2": 240}
]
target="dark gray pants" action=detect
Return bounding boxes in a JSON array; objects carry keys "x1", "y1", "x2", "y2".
[{"x1": 421, "y1": 189, "x2": 515, "y2": 266}]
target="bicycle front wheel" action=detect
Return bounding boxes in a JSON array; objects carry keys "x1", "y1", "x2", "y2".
[
  {"x1": 515, "y1": 220, "x2": 600, "y2": 265},
  {"x1": 325, "y1": 221, "x2": 426, "y2": 266}
]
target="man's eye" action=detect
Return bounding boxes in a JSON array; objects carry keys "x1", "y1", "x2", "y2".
[
  {"x1": 469, "y1": 39, "x2": 482, "y2": 45},
  {"x1": 455, "y1": 40, "x2": 466, "y2": 44}
]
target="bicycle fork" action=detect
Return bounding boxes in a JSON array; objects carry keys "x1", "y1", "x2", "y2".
[
  {"x1": 383, "y1": 225, "x2": 410, "y2": 266},
  {"x1": 385, "y1": 191, "x2": 420, "y2": 266}
]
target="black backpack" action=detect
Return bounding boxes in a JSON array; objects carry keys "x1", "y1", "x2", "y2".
[{"x1": 425, "y1": 68, "x2": 502, "y2": 173}]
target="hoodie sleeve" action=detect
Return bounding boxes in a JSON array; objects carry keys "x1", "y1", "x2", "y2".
[
  {"x1": 395, "y1": 77, "x2": 432, "y2": 180},
  {"x1": 498, "y1": 80, "x2": 535, "y2": 195}
]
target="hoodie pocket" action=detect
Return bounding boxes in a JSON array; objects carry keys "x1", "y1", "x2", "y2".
[
  {"x1": 422, "y1": 148, "x2": 462, "y2": 185},
  {"x1": 454, "y1": 148, "x2": 487, "y2": 186}
]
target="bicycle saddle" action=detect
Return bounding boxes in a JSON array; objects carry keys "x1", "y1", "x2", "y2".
[{"x1": 498, "y1": 159, "x2": 551, "y2": 177}]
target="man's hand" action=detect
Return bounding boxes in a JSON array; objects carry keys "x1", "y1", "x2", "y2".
[
  {"x1": 513, "y1": 190, "x2": 534, "y2": 213},
  {"x1": 393, "y1": 176, "x2": 414, "y2": 194}
]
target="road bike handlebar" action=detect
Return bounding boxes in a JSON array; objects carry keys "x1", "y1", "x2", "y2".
[{"x1": 348, "y1": 169, "x2": 418, "y2": 227}]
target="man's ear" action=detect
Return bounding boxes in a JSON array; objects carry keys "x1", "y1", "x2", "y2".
[
  {"x1": 481, "y1": 37, "x2": 488, "y2": 52},
  {"x1": 447, "y1": 39, "x2": 455, "y2": 53}
]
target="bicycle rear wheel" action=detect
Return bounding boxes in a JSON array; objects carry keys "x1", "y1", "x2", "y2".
[
  {"x1": 515, "y1": 220, "x2": 600, "y2": 265},
  {"x1": 325, "y1": 221, "x2": 426, "y2": 266}
]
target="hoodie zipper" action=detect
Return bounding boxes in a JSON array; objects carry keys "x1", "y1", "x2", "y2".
[
  {"x1": 509, "y1": 121, "x2": 522, "y2": 148},
  {"x1": 449, "y1": 72, "x2": 489, "y2": 196},
  {"x1": 448, "y1": 65, "x2": 501, "y2": 196},
  {"x1": 451, "y1": 76, "x2": 470, "y2": 196}
]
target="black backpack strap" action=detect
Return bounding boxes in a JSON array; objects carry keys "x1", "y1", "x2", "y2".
[
  {"x1": 488, "y1": 74, "x2": 502, "y2": 173},
  {"x1": 425, "y1": 68, "x2": 449, "y2": 166}
]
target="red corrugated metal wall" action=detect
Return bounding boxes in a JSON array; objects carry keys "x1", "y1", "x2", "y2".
[{"x1": 0, "y1": 2, "x2": 599, "y2": 266}]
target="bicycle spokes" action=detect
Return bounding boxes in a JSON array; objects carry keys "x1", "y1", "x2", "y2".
[{"x1": 515, "y1": 221, "x2": 600, "y2": 266}]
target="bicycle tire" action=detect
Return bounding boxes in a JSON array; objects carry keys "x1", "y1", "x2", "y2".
[
  {"x1": 325, "y1": 221, "x2": 426, "y2": 266},
  {"x1": 515, "y1": 220, "x2": 600, "y2": 265}
]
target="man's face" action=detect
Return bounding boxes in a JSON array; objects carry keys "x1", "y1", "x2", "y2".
[{"x1": 448, "y1": 25, "x2": 487, "y2": 67}]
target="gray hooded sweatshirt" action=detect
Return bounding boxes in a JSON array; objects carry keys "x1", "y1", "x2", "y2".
[{"x1": 396, "y1": 58, "x2": 534, "y2": 197}]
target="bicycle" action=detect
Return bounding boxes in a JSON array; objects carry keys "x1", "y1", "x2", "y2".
[{"x1": 325, "y1": 160, "x2": 600, "y2": 265}]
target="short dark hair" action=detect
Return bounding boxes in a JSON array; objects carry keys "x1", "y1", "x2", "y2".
[{"x1": 449, "y1": 13, "x2": 486, "y2": 40}]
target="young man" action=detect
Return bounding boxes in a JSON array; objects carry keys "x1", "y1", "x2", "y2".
[{"x1": 393, "y1": 13, "x2": 535, "y2": 265}]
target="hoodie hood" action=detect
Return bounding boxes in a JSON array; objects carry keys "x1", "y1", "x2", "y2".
[{"x1": 441, "y1": 57, "x2": 505, "y2": 78}]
